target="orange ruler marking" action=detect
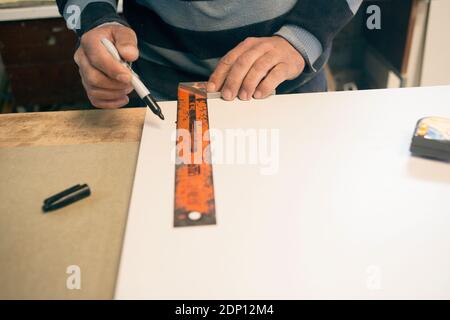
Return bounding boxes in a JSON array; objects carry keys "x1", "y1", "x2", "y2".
[{"x1": 174, "y1": 82, "x2": 216, "y2": 227}]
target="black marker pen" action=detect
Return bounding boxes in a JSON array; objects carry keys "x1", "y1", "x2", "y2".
[{"x1": 101, "y1": 38, "x2": 164, "y2": 120}]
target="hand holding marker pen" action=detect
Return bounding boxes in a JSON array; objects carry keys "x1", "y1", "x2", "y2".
[{"x1": 101, "y1": 38, "x2": 165, "y2": 120}]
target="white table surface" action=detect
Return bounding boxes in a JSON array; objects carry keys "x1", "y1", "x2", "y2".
[{"x1": 116, "y1": 86, "x2": 450, "y2": 299}]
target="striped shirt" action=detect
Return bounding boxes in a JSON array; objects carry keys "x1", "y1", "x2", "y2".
[{"x1": 57, "y1": 0, "x2": 362, "y2": 99}]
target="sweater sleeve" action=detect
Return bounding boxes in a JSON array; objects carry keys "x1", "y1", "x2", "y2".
[
  {"x1": 56, "y1": 0, "x2": 129, "y2": 37},
  {"x1": 275, "y1": 0, "x2": 363, "y2": 72}
]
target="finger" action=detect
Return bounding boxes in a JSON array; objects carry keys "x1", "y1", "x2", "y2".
[
  {"x1": 89, "y1": 96, "x2": 130, "y2": 109},
  {"x1": 74, "y1": 48, "x2": 82, "y2": 66},
  {"x1": 254, "y1": 63, "x2": 289, "y2": 99},
  {"x1": 221, "y1": 43, "x2": 272, "y2": 101},
  {"x1": 239, "y1": 51, "x2": 280, "y2": 100},
  {"x1": 83, "y1": 80, "x2": 133, "y2": 100},
  {"x1": 207, "y1": 37, "x2": 258, "y2": 93},
  {"x1": 81, "y1": 34, "x2": 131, "y2": 83},
  {"x1": 113, "y1": 26, "x2": 139, "y2": 62},
  {"x1": 77, "y1": 49, "x2": 132, "y2": 90}
]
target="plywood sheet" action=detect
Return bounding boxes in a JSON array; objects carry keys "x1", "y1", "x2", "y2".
[{"x1": 0, "y1": 142, "x2": 139, "y2": 299}]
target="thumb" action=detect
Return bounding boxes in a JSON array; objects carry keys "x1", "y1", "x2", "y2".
[{"x1": 113, "y1": 26, "x2": 139, "y2": 62}]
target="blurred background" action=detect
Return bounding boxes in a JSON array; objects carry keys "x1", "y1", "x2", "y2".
[{"x1": 0, "y1": 0, "x2": 449, "y2": 113}]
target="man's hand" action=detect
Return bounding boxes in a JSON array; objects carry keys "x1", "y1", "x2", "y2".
[
  {"x1": 74, "y1": 25, "x2": 139, "y2": 108},
  {"x1": 207, "y1": 36, "x2": 305, "y2": 101}
]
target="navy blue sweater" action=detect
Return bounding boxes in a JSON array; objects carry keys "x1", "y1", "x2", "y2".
[{"x1": 57, "y1": 0, "x2": 362, "y2": 99}]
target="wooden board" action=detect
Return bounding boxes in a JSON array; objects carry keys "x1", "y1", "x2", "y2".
[
  {"x1": 0, "y1": 142, "x2": 138, "y2": 299},
  {"x1": 0, "y1": 108, "x2": 145, "y2": 147},
  {"x1": 0, "y1": 107, "x2": 145, "y2": 299}
]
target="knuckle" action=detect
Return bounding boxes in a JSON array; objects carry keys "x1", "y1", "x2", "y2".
[
  {"x1": 243, "y1": 37, "x2": 256, "y2": 45},
  {"x1": 242, "y1": 74, "x2": 259, "y2": 89},
  {"x1": 88, "y1": 54, "x2": 102, "y2": 67},
  {"x1": 279, "y1": 62, "x2": 294, "y2": 77},
  {"x1": 85, "y1": 72, "x2": 99, "y2": 87},
  {"x1": 80, "y1": 34, "x2": 92, "y2": 48},
  {"x1": 126, "y1": 86, "x2": 133, "y2": 94},
  {"x1": 225, "y1": 77, "x2": 240, "y2": 90},
  {"x1": 73, "y1": 50, "x2": 81, "y2": 65},
  {"x1": 254, "y1": 60, "x2": 270, "y2": 73},
  {"x1": 296, "y1": 60, "x2": 305, "y2": 73},
  {"x1": 259, "y1": 81, "x2": 273, "y2": 93},
  {"x1": 235, "y1": 55, "x2": 251, "y2": 68},
  {"x1": 119, "y1": 99, "x2": 128, "y2": 107},
  {"x1": 258, "y1": 86, "x2": 270, "y2": 96},
  {"x1": 240, "y1": 81, "x2": 255, "y2": 94},
  {"x1": 291, "y1": 65, "x2": 300, "y2": 75},
  {"x1": 112, "y1": 92, "x2": 127, "y2": 100},
  {"x1": 220, "y1": 55, "x2": 234, "y2": 66},
  {"x1": 96, "y1": 101, "x2": 110, "y2": 109},
  {"x1": 81, "y1": 79, "x2": 91, "y2": 94},
  {"x1": 259, "y1": 42, "x2": 274, "y2": 51},
  {"x1": 79, "y1": 36, "x2": 87, "y2": 47},
  {"x1": 87, "y1": 90, "x2": 99, "y2": 101},
  {"x1": 122, "y1": 27, "x2": 137, "y2": 40},
  {"x1": 209, "y1": 71, "x2": 219, "y2": 81},
  {"x1": 208, "y1": 75, "x2": 218, "y2": 85},
  {"x1": 243, "y1": 74, "x2": 259, "y2": 88},
  {"x1": 272, "y1": 68, "x2": 286, "y2": 79},
  {"x1": 88, "y1": 88, "x2": 102, "y2": 99},
  {"x1": 88, "y1": 96, "x2": 100, "y2": 107}
]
